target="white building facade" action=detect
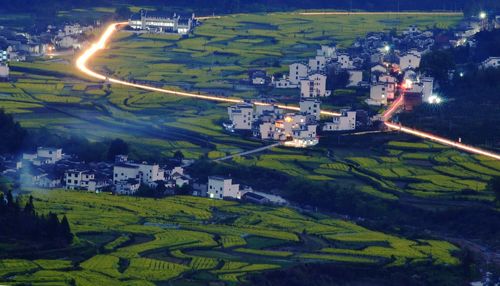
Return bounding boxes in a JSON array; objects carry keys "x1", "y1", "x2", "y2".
[
  {"x1": 300, "y1": 73, "x2": 329, "y2": 97},
  {"x1": 227, "y1": 104, "x2": 254, "y2": 130},
  {"x1": 208, "y1": 176, "x2": 241, "y2": 200}
]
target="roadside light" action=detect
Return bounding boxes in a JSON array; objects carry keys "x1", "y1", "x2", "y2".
[
  {"x1": 428, "y1": 95, "x2": 442, "y2": 104},
  {"x1": 384, "y1": 45, "x2": 390, "y2": 52},
  {"x1": 479, "y1": 12, "x2": 487, "y2": 20}
]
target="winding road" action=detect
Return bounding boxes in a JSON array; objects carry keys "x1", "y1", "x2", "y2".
[{"x1": 76, "y1": 22, "x2": 500, "y2": 160}]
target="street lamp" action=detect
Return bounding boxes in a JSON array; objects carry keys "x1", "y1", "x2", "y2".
[
  {"x1": 479, "y1": 12, "x2": 487, "y2": 20},
  {"x1": 384, "y1": 45, "x2": 391, "y2": 52}
]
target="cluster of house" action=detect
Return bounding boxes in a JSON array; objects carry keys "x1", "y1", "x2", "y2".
[
  {"x1": 225, "y1": 99, "x2": 321, "y2": 147},
  {"x1": 128, "y1": 10, "x2": 197, "y2": 35},
  {"x1": 0, "y1": 23, "x2": 95, "y2": 79},
  {"x1": 0, "y1": 147, "x2": 287, "y2": 205},
  {"x1": 0, "y1": 147, "x2": 189, "y2": 195},
  {"x1": 241, "y1": 15, "x2": 500, "y2": 142}
]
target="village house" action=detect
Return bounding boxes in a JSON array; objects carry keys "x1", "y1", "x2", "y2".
[
  {"x1": 308, "y1": 55, "x2": 327, "y2": 72},
  {"x1": 129, "y1": 11, "x2": 196, "y2": 35},
  {"x1": 300, "y1": 73, "x2": 329, "y2": 97},
  {"x1": 398, "y1": 50, "x2": 421, "y2": 71},
  {"x1": 367, "y1": 83, "x2": 391, "y2": 105},
  {"x1": 0, "y1": 64, "x2": 9, "y2": 79},
  {"x1": 323, "y1": 110, "x2": 356, "y2": 131},
  {"x1": 316, "y1": 45, "x2": 336, "y2": 60},
  {"x1": 338, "y1": 53, "x2": 354, "y2": 69},
  {"x1": 273, "y1": 75, "x2": 294, "y2": 88},
  {"x1": 299, "y1": 98, "x2": 321, "y2": 120},
  {"x1": 113, "y1": 161, "x2": 165, "y2": 188},
  {"x1": 370, "y1": 63, "x2": 387, "y2": 74},
  {"x1": 249, "y1": 70, "x2": 268, "y2": 85},
  {"x1": 64, "y1": 170, "x2": 97, "y2": 191},
  {"x1": 22, "y1": 147, "x2": 63, "y2": 166},
  {"x1": 347, "y1": 70, "x2": 363, "y2": 87},
  {"x1": 227, "y1": 103, "x2": 254, "y2": 130},
  {"x1": 288, "y1": 62, "x2": 308, "y2": 85},
  {"x1": 480, "y1": 57, "x2": 500, "y2": 69},
  {"x1": 208, "y1": 176, "x2": 241, "y2": 200}
]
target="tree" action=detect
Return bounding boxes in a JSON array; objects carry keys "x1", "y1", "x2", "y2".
[
  {"x1": 107, "y1": 139, "x2": 129, "y2": 161},
  {"x1": 419, "y1": 50, "x2": 455, "y2": 84},
  {"x1": 0, "y1": 109, "x2": 27, "y2": 155},
  {"x1": 114, "y1": 6, "x2": 131, "y2": 20},
  {"x1": 326, "y1": 70, "x2": 350, "y2": 90},
  {"x1": 60, "y1": 215, "x2": 73, "y2": 244},
  {"x1": 24, "y1": 195, "x2": 35, "y2": 216},
  {"x1": 173, "y1": 151, "x2": 185, "y2": 163}
]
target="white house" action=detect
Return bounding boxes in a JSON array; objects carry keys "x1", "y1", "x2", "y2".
[
  {"x1": 129, "y1": 11, "x2": 195, "y2": 35},
  {"x1": 338, "y1": 53, "x2": 354, "y2": 69},
  {"x1": 323, "y1": 110, "x2": 356, "y2": 131},
  {"x1": 274, "y1": 76, "x2": 294, "y2": 88},
  {"x1": 23, "y1": 147, "x2": 63, "y2": 166},
  {"x1": 208, "y1": 176, "x2": 241, "y2": 200},
  {"x1": 115, "y1": 179, "x2": 141, "y2": 195},
  {"x1": 317, "y1": 45, "x2": 336, "y2": 59},
  {"x1": 480, "y1": 57, "x2": 500, "y2": 69},
  {"x1": 308, "y1": 56, "x2": 327, "y2": 72},
  {"x1": 300, "y1": 98, "x2": 321, "y2": 120},
  {"x1": 421, "y1": 77, "x2": 434, "y2": 102},
  {"x1": 0, "y1": 64, "x2": 9, "y2": 78},
  {"x1": 64, "y1": 170, "x2": 96, "y2": 191},
  {"x1": 300, "y1": 73, "x2": 329, "y2": 97},
  {"x1": 399, "y1": 50, "x2": 421, "y2": 71},
  {"x1": 371, "y1": 64, "x2": 387, "y2": 74},
  {"x1": 347, "y1": 70, "x2": 363, "y2": 87},
  {"x1": 228, "y1": 103, "x2": 254, "y2": 130},
  {"x1": 113, "y1": 162, "x2": 165, "y2": 187},
  {"x1": 368, "y1": 83, "x2": 390, "y2": 105},
  {"x1": 0, "y1": 50, "x2": 8, "y2": 63},
  {"x1": 289, "y1": 63, "x2": 308, "y2": 85}
]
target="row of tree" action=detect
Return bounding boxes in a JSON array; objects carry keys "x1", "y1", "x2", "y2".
[{"x1": 0, "y1": 191, "x2": 73, "y2": 246}]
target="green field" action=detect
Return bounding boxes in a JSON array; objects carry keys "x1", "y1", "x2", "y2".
[
  {"x1": 2, "y1": 10, "x2": 496, "y2": 203},
  {"x1": 0, "y1": 190, "x2": 460, "y2": 285}
]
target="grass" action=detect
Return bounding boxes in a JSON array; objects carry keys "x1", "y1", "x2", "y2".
[{"x1": 0, "y1": 190, "x2": 460, "y2": 285}]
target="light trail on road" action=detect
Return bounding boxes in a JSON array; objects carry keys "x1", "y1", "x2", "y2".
[
  {"x1": 384, "y1": 122, "x2": 500, "y2": 160},
  {"x1": 76, "y1": 23, "x2": 340, "y2": 116},
  {"x1": 76, "y1": 22, "x2": 499, "y2": 160}
]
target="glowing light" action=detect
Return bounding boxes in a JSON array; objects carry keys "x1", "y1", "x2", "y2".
[
  {"x1": 385, "y1": 122, "x2": 500, "y2": 160},
  {"x1": 75, "y1": 22, "x2": 340, "y2": 117},
  {"x1": 479, "y1": 12, "x2": 487, "y2": 19},
  {"x1": 402, "y1": 79, "x2": 413, "y2": 89},
  {"x1": 76, "y1": 22, "x2": 500, "y2": 160},
  {"x1": 428, "y1": 95, "x2": 442, "y2": 104},
  {"x1": 459, "y1": 72, "x2": 464, "y2": 77},
  {"x1": 384, "y1": 45, "x2": 390, "y2": 52}
]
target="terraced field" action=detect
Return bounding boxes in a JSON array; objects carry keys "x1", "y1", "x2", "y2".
[
  {"x1": 0, "y1": 190, "x2": 460, "y2": 285},
  {"x1": 227, "y1": 139, "x2": 500, "y2": 201}
]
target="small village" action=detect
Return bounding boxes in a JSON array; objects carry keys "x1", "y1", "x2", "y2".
[
  {"x1": 0, "y1": 146, "x2": 288, "y2": 205},
  {"x1": 225, "y1": 14, "x2": 500, "y2": 147}
]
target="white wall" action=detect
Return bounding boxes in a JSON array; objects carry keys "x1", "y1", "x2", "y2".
[
  {"x1": 289, "y1": 63, "x2": 308, "y2": 85},
  {"x1": 300, "y1": 99, "x2": 321, "y2": 120}
]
